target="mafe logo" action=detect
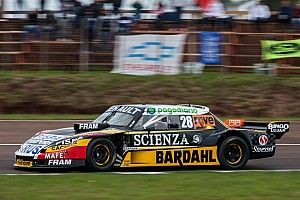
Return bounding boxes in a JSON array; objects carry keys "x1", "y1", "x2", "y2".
[{"x1": 258, "y1": 135, "x2": 268, "y2": 146}]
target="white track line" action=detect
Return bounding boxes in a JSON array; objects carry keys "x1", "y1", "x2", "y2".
[
  {"x1": 210, "y1": 169, "x2": 300, "y2": 173},
  {"x1": 2, "y1": 173, "x2": 63, "y2": 176},
  {"x1": 1, "y1": 170, "x2": 300, "y2": 175}
]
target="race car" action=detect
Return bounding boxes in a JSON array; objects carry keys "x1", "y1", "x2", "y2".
[{"x1": 14, "y1": 104, "x2": 290, "y2": 170}]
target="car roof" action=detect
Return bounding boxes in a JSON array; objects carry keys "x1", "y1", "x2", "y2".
[{"x1": 110, "y1": 104, "x2": 210, "y2": 116}]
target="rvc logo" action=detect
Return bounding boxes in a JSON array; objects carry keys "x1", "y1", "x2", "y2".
[
  {"x1": 127, "y1": 42, "x2": 176, "y2": 61},
  {"x1": 270, "y1": 43, "x2": 300, "y2": 55}
]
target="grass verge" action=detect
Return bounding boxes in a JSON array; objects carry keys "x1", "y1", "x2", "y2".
[
  {"x1": 0, "y1": 71, "x2": 300, "y2": 117},
  {"x1": 0, "y1": 172, "x2": 299, "y2": 199}
]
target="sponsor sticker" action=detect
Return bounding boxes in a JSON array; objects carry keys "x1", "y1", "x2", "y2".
[
  {"x1": 258, "y1": 135, "x2": 268, "y2": 146},
  {"x1": 45, "y1": 151, "x2": 68, "y2": 159},
  {"x1": 193, "y1": 115, "x2": 215, "y2": 129},
  {"x1": 144, "y1": 106, "x2": 206, "y2": 116},
  {"x1": 15, "y1": 159, "x2": 32, "y2": 167},
  {"x1": 156, "y1": 148, "x2": 218, "y2": 166},
  {"x1": 191, "y1": 134, "x2": 203, "y2": 145},
  {"x1": 268, "y1": 122, "x2": 289, "y2": 133},
  {"x1": 224, "y1": 119, "x2": 244, "y2": 128},
  {"x1": 133, "y1": 133, "x2": 189, "y2": 146},
  {"x1": 107, "y1": 106, "x2": 142, "y2": 115},
  {"x1": 253, "y1": 145, "x2": 275, "y2": 153},
  {"x1": 18, "y1": 144, "x2": 43, "y2": 155},
  {"x1": 48, "y1": 159, "x2": 72, "y2": 166}
]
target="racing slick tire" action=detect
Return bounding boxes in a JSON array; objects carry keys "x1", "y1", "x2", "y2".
[
  {"x1": 218, "y1": 136, "x2": 249, "y2": 170},
  {"x1": 86, "y1": 138, "x2": 116, "y2": 171}
]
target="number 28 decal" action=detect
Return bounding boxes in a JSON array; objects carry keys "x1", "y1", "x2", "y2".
[{"x1": 180, "y1": 116, "x2": 194, "y2": 129}]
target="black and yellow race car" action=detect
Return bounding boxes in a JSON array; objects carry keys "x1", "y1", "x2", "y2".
[{"x1": 15, "y1": 104, "x2": 289, "y2": 170}]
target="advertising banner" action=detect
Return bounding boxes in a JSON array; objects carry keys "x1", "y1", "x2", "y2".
[
  {"x1": 113, "y1": 34, "x2": 186, "y2": 76},
  {"x1": 262, "y1": 39, "x2": 300, "y2": 60},
  {"x1": 200, "y1": 32, "x2": 221, "y2": 65}
]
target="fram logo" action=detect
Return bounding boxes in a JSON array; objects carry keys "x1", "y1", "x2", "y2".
[
  {"x1": 128, "y1": 42, "x2": 175, "y2": 61},
  {"x1": 258, "y1": 135, "x2": 268, "y2": 146}
]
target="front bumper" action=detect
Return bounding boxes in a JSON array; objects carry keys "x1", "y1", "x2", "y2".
[{"x1": 14, "y1": 155, "x2": 85, "y2": 168}]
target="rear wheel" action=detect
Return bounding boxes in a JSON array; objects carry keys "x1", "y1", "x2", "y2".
[
  {"x1": 86, "y1": 138, "x2": 116, "y2": 171},
  {"x1": 218, "y1": 136, "x2": 249, "y2": 170}
]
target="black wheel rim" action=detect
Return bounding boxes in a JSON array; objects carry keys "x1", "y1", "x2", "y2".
[
  {"x1": 224, "y1": 142, "x2": 243, "y2": 165},
  {"x1": 92, "y1": 144, "x2": 110, "y2": 166}
]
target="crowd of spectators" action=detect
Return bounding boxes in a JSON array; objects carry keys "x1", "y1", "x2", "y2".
[{"x1": 17, "y1": 0, "x2": 300, "y2": 42}]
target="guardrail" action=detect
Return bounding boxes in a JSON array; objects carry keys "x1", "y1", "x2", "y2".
[{"x1": 0, "y1": 18, "x2": 299, "y2": 73}]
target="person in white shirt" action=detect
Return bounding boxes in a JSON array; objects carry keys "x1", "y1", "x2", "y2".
[
  {"x1": 201, "y1": 0, "x2": 232, "y2": 30},
  {"x1": 204, "y1": 0, "x2": 227, "y2": 18},
  {"x1": 249, "y1": 0, "x2": 271, "y2": 20}
]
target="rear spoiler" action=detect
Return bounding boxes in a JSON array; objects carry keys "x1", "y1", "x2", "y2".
[{"x1": 224, "y1": 119, "x2": 289, "y2": 139}]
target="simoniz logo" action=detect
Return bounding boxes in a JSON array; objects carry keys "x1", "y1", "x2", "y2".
[{"x1": 156, "y1": 149, "x2": 217, "y2": 166}]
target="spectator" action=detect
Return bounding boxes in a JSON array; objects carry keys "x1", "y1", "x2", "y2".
[
  {"x1": 41, "y1": 0, "x2": 46, "y2": 11},
  {"x1": 249, "y1": 0, "x2": 271, "y2": 31},
  {"x1": 132, "y1": 0, "x2": 143, "y2": 20},
  {"x1": 153, "y1": 1, "x2": 166, "y2": 16},
  {"x1": 201, "y1": 0, "x2": 232, "y2": 30},
  {"x1": 203, "y1": 0, "x2": 227, "y2": 18},
  {"x1": 17, "y1": 0, "x2": 24, "y2": 10},
  {"x1": 112, "y1": 0, "x2": 121, "y2": 15},
  {"x1": 249, "y1": 0, "x2": 271, "y2": 21},
  {"x1": 91, "y1": 0, "x2": 105, "y2": 18},
  {"x1": 173, "y1": 0, "x2": 185, "y2": 22},
  {"x1": 23, "y1": 11, "x2": 40, "y2": 41},
  {"x1": 73, "y1": 0, "x2": 83, "y2": 28},
  {"x1": 292, "y1": 2, "x2": 300, "y2": 29},
  {"x1": 278, "y1": 0, "x2": 294, "y2": 23},
  {"x1": 42, "y1": 13, "x2": 58, "y2": 40}
]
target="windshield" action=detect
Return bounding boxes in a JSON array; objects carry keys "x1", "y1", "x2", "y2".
[
  {"x1": 93, "y1": 112, "x2": 135, "y2": 127},
  {"x1": 93, "y1": 112, "x2": 111, "y2": 124}
]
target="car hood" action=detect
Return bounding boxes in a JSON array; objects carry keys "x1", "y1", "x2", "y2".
[{"x1": 15, "y1": 127, "x2": 126, "y2": 156}]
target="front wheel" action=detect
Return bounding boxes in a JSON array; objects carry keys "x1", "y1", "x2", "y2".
[
  {"x1": 86, "y1": 138, "x2": 116, "y2": 171},
  {"x1": 218, "y1": 136, "x2": 249, "y2": 170}
]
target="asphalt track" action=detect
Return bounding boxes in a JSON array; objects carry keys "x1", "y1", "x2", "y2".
[{"x1": 0, "y1": 120, "x2": 299, "y2": 174}]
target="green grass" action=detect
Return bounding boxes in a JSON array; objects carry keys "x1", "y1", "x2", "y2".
[
  {"x1": 0, "y1": 71, "x2": 300, "y2": 117},
  {"x1": 0, "y1": 172, "x2": 299, "y2": 199}
]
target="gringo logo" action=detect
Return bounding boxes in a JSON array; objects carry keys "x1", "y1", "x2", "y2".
[
  {"x1": 156, "y1": 149, "x2": 217, "y2": 166},
  {"x1": 147, "y1": 107, "x2": 156, "y2": 114},
  {"x1": 157, "y1": 107, "x2": 198, "y2": 115},
  {"x1": 270, "y1": 43, "x2": 300, "y2": 55},
  {"x1": 268, "y1": 123, "x2": 289, "y2": 133}
]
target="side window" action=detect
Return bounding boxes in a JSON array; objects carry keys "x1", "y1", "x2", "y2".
[
  {"x1": 168, "y1": 116, "x2": 180, "y2": 129},
  {"x1": 151, "y1": 117, "x2": 168, "y2": 130},
  {"x1": 133, "y1": 116, "x2": 152, "y2": 131},
  {"x1": 133, "y1": 115, "x2": 181, "y2": 131}
]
